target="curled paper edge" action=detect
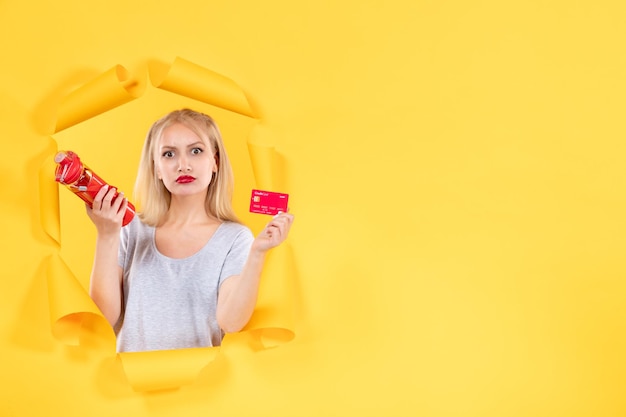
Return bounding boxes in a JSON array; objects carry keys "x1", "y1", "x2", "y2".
[
  {"x1": 249, "y1": 328, "x2": 295, "y2": 351},
  {"x1": 39, "y1": 153, "x2": 60, "y2": 244},
  {"x1": 55, "y1": 65, "x2": 144, "y2": 133},
  {"x1": 149, "y1": 57, "x2": 256, "y2": 118},
  {"x1": 46, "y1": 253, "x2": 115, "y2": 347},
  {"x1": 247, "y1": 141, "x2": 277, "y2": 192},
  {"x1": 118, "y1": 347, "x2": 220, "y2": 392},
  {"x1": 247, "y1": 123, "x2": 279, "y2": 191},
  {"x1": 245, "y1": 124, "x2": 296, "y2": 347},
  {"x1": 243, "y1": 243, "x2": 297, "y2": 349}
]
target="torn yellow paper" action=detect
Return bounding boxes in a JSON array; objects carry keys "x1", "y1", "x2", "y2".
[
  {"x1": 46, "y1": 253, "x2": 115, "y2": 347},
  {"x1": 39, "y1": 153, "x2": 60, "y2": 244},
  {"x1": 244, "y1": 243, "x2": 296, "y2": 348},
  {"x1": 55, "y1": 65, "x2": 144, "y2": 133},
  {"x1": 43, "y1": 56, "x2": 297, "y2": 392},
  {"x1": 118, "y1": 347, "x2": 219, "y2": 392},
  {"x1": 149, "y1": 57, "x2": 256, "y2": 118},
  {"x1": 247, "y1": 144, "x2": 277, "y2": 191},
  {"x1": 245, "y1": 123, "x2": 295, "y2": 348},
  {"x1": 247, "y1": 123, "x2": 290, "y2": 197}
]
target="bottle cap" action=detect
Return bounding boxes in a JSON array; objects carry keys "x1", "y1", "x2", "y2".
[{"x1": 54, "y1": 151, "x2": 83, "y2": 184}]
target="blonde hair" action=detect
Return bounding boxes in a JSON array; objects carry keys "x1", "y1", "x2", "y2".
[{"x1": 134, "y1": 109, "x2": 240, "y2": 226}]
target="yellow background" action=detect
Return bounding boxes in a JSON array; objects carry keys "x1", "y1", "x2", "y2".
[{"x1": 2, "y1": 0, "x2": 626, "y2": 416}]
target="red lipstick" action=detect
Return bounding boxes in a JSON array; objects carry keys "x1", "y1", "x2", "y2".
[{"x1": 176, "y1": 175, "x2": 195, "y2": 184}]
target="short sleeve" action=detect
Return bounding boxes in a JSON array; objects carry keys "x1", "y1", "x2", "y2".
[
  {"x1": 218, "y1": 226, "x2": 254, "y2": 286},
  {"x1": 118, "y1": 216, "x2": 134, "y2": 269}
]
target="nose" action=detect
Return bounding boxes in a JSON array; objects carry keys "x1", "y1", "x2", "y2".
[{"x1": 177, "y1": 155, "x2": 191, "y2": 172}]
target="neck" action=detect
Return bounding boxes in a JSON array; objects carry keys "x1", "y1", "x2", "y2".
[{"x1": 161, "y1": 193, "x2": 216, "y2": 227}]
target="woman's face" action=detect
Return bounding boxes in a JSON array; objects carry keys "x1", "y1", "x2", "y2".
[{"x1": 154, "y1": 122, "x2": 217, "y2": 197}]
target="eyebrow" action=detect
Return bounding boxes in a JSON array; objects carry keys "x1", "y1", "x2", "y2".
[{"x1": 159, "y1": 141, "x2": 205, "y2": 150}]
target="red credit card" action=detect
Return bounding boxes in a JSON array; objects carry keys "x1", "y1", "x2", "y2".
[{"x1": 249, "y1": 189, "x2": 289, "y2": 215}]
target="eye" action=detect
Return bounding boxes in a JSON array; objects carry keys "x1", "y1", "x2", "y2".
[
  {"x1": 191, "y1": 147, "x2": 203, "y2": 155},
  {"x1": 162, "y1": 150, "x2": 174, "y2": 158}
]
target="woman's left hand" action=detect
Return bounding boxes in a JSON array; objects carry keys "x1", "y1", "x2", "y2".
[{"x1": 252, "y1": 211, "x2": 295, "y2": 252}]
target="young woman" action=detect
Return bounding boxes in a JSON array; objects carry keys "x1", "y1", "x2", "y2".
[{"x1": 86, "y1": 109, "x2": 294, "y2": 352}]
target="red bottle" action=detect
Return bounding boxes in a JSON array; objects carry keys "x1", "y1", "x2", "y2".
[{"x1": 54, "y1": 150, "x2": 136, "y2": 226}]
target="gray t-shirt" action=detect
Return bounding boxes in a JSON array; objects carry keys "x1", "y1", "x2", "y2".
[{"x1": 115, "y1": 217, "x2": 253, "y2": 352}]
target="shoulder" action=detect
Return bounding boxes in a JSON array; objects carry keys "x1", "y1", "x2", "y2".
[
  {"x1": 218, "y1": 221, "x2": 253, "y2": 238},
  {"x1": 121, "y1": 216, "x2": 153, "y2": 240},
  {"x1": 215, "y1": 222, "x2": 254, "y2": 247}
]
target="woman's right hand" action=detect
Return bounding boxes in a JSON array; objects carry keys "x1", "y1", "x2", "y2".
[{"x1": 86, "y1": 185, "x2": 128, "y2": 236}]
